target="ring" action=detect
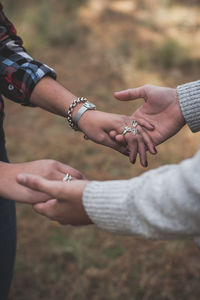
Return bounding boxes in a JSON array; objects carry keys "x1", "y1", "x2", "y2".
[
  {"x1": 132, "y1": 120, "x2": 139, "y2": 135},
  {"x1": 63, "y1": 173, "x2": 72, "y2": 182},
  {"x1": 122, "y1": 121, "x2": 139, "y2": 136},
  {"x1": 132, "y1": 120, "x2": 138, "y2": 128},
  {"x1": 122, "y1": 126, "x2": 132, "y2": 135},
  {"x1": 132, "y1": 128, "x2": 138, "y2": 135}
]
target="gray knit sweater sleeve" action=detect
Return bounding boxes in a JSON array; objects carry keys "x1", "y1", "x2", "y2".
[
  {"x1": 83, "y1": 151, "x2": 200, "y2": 239},
  {"x1": 177, "y1": 80, "x2": 200, "y2": 132}
]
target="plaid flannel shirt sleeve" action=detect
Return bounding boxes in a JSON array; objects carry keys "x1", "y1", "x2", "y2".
[{"x1": 0, "y1": 3, "x2": 56, "y2": 106}]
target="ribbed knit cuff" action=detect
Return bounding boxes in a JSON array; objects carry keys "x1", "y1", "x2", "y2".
[
  {"x1": 177, "y1": 80, "x2": 200, "y2": 132},
  {"x1": 83, "y1": 180, "x2": 134, "y2": 235}
]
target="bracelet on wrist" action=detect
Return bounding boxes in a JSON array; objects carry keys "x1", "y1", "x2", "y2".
[
  {"x1": 67, "y1": 97, "x2": 96, "y2": 131},
  {"x1": 67, "y1": 97, "x2": 87, "y2": 131}
]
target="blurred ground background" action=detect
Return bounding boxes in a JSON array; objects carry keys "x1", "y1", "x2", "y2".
[{"x1": 2, "y1": 0, "x2": 200, "y2": 299}]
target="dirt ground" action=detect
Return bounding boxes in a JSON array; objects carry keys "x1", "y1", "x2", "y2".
[{"x1": 2, "y1": 0, "x2": 200, "y2": 299}]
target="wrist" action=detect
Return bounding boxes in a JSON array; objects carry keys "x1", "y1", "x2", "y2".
[
  {"x1": 77, "y1": 109, "x2": 99, "y2": 132},
  {"x1": 68, "y1": 99, "x2": 97, "y2": 132}
]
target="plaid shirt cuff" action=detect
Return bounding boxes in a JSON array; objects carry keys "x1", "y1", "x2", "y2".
[{"x1": 0, "y1": 40, "x2": 56, "y2": 106}]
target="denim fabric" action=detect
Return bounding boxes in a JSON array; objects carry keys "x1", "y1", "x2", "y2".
[{"x1": 0, "y1": 110, "x2": 16, "y2": 300}]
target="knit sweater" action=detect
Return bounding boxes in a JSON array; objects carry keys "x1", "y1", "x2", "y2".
[{"x1": 83, "y1": 80, "x2": 200, "y2": 240}]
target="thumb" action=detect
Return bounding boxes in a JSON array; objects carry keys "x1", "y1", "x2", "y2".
[
  {"x1": 17, "y1": 173, "x2": 63, "y2": 199},
  {"x1": 114, "y1": 87, "x2": 146, "y2": 101}
]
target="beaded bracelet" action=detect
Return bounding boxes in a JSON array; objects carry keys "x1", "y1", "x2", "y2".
[{"x1": 67, "y1": 97, "x2": 87, "y2": 131}]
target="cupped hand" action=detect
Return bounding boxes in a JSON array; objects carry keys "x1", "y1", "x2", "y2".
[
  {"x1": 17, "y1": 174, "x2": 91, "y2": 226},
  {"x1": 113, "y1": 85, "x2": 186, "y2": 152},
  {"x1": 2, "y1": 160, "x2": 84, "y2": 203},
  {"x1": 78, "y1": 110, "x2": 156, "y2": 167}
]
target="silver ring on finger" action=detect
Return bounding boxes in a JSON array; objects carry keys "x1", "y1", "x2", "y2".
[
  {"x1": 132, "y1": 127, "x2": 138, "y2": 135},
  {"x1": 132, "y1": 120, "x2": 138, "y2": 128},
  {"x1": 63, "y1": 173, "x2": 72, "y2": 182},
  {"x1": 122, "y1": 126, "x2": 132, "y2": 136}
]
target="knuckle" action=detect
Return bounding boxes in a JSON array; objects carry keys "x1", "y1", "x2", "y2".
[
  {"x1": 31, "y1": 177, "x2": 40, "y2": 189},
  {"x1": 144, "y1": 84, "x2": 154, "y2": 93},
  {"x1": 49, "y1": 160, "x2": 58, "y2": 168},
  {"x1": 98, "y1": 133, "x2": 106, "y2": 144},
  {"x1": 46, "y1": 160, "x2": 59, "y2": 177},
  {"x1": 127, "y1": 89, "x2": 133, "y2": 98}
]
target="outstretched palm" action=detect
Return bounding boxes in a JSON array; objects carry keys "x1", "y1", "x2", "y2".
[{"x1": 114, "y1": 84, "x2": 186, "y2": 147}]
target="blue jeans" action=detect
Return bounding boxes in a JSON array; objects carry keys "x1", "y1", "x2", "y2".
[{"x1": 0, "y1": 115, "x2": 16, "y2": 300}]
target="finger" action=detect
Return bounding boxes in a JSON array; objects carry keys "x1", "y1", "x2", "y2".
[
  {"x1": 101, "y1": 133, "x2": 129, "y2": 156},
  {"x1": 114, "y1": 87, "x2": 146, "y2": 101},
  {"x1": 124, "y1": 134, "x2": 138, "y2": 164},
  {"x1": 57, "y1": 163, "x2": 85, "y2": 180},
  {"x1": 129, "y1": 139, "x2": 138, "y2": 164},
  {"x1": 110, "y1": 131, "x2": 127, "y2": 146},
  {"x1": 33, "y1": 199, "x2": 57, "y2": 218},
  {"x1": 17, "y1": 174, "x2": 65, "y2": 199},
  {"x1": 109, "y1": 130, "x2": 117, "y2": 140},
  {"x1": 137, "y1": 126, "x2": 157, "y2": 155},
  {"x1": 115, "y1": 134, "x2": 125, "y2": 144},
  {"x1": 137, "y1": 135, "x2": 148, "y2": 167},
  {"x1": 135, "y1": 118, "x2": 154, "y2": 131}
]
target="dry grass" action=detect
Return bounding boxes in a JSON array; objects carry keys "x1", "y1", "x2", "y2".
[{"x1": 2, "y1": 0, "x2": 200, "y2": 299}]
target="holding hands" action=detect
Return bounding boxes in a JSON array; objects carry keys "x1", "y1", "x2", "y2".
[
  {"x1": 2, "y1": 160, "x2": 84, "y2": 204},
  {"x1": 112, "y1": 84, "x2": 186, "y2": 152},
  {"x1": 78, "y1": 110, "x2": 156, "y2": 167},
  {"x1": 15, "y1": 84, "x2": 187, "y2": 227},
  {"x1": 17, "y1": 174, "x2": 90, "y2": 225},
  {"x1": 76, "y1": 85, "x2": 186, "y2": 167}
]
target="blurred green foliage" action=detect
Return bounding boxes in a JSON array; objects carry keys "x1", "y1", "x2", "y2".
[{"x1": 154, "y1": 38, "x2": 188, "y2": 69}]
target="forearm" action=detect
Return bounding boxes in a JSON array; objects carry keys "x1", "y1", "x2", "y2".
[
  {"x1": 83, "y1": 150, "x2": 200, "y2": 239},
  {"x1": 29, "y1": 76, "x2": 77, "y2": 117},
  {"x1": 0, "y1": 162, "x2": 24, "y2": 201}
]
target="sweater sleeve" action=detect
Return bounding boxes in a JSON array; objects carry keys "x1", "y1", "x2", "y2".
[
  {"x1": 177, "y1": 80, "x2": 200, "y2": 132},
  {"x1": 83, "y1": 150, "x2": 200, "y2": 240},
  {"x1": 0, "y1": 4, "x2": 56, "y2": 106}
]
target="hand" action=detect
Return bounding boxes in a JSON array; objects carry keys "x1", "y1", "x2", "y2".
[
  {"x1": 113, "y1": 85, "x2": 186, "y2": 156},
  {"x1": 1, "y1": 160, "x2": 84, "y2": 203},
  {"x1": 17, "y1": 174, "x2": 91, "y2": 226},
  {"x1": 78, "y1": 110, "x2": 156, "y2": 167},
  {"x1": 30, "y1": 78, "x2": 155, "y2": 166}
]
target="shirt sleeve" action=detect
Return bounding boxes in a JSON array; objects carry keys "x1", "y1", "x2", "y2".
[
  {"x1": 0, "y1": 4, "x2": 56, "y2": 106},
  {"x1": 83, "y1": 150, "x2": 200, "y2": 240}
]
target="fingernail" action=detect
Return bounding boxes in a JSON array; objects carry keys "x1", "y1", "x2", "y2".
[
  {"x1": 144, "y1": 161, "x2": 148, "y2": 167},
  {"x1": 153, "y1": 147, "x2": 157, "y2": 154}
]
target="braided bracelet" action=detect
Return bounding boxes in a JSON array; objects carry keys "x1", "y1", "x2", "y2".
[{"x1": 67, "y1": 97, "x2": 87, "y2": 131}]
